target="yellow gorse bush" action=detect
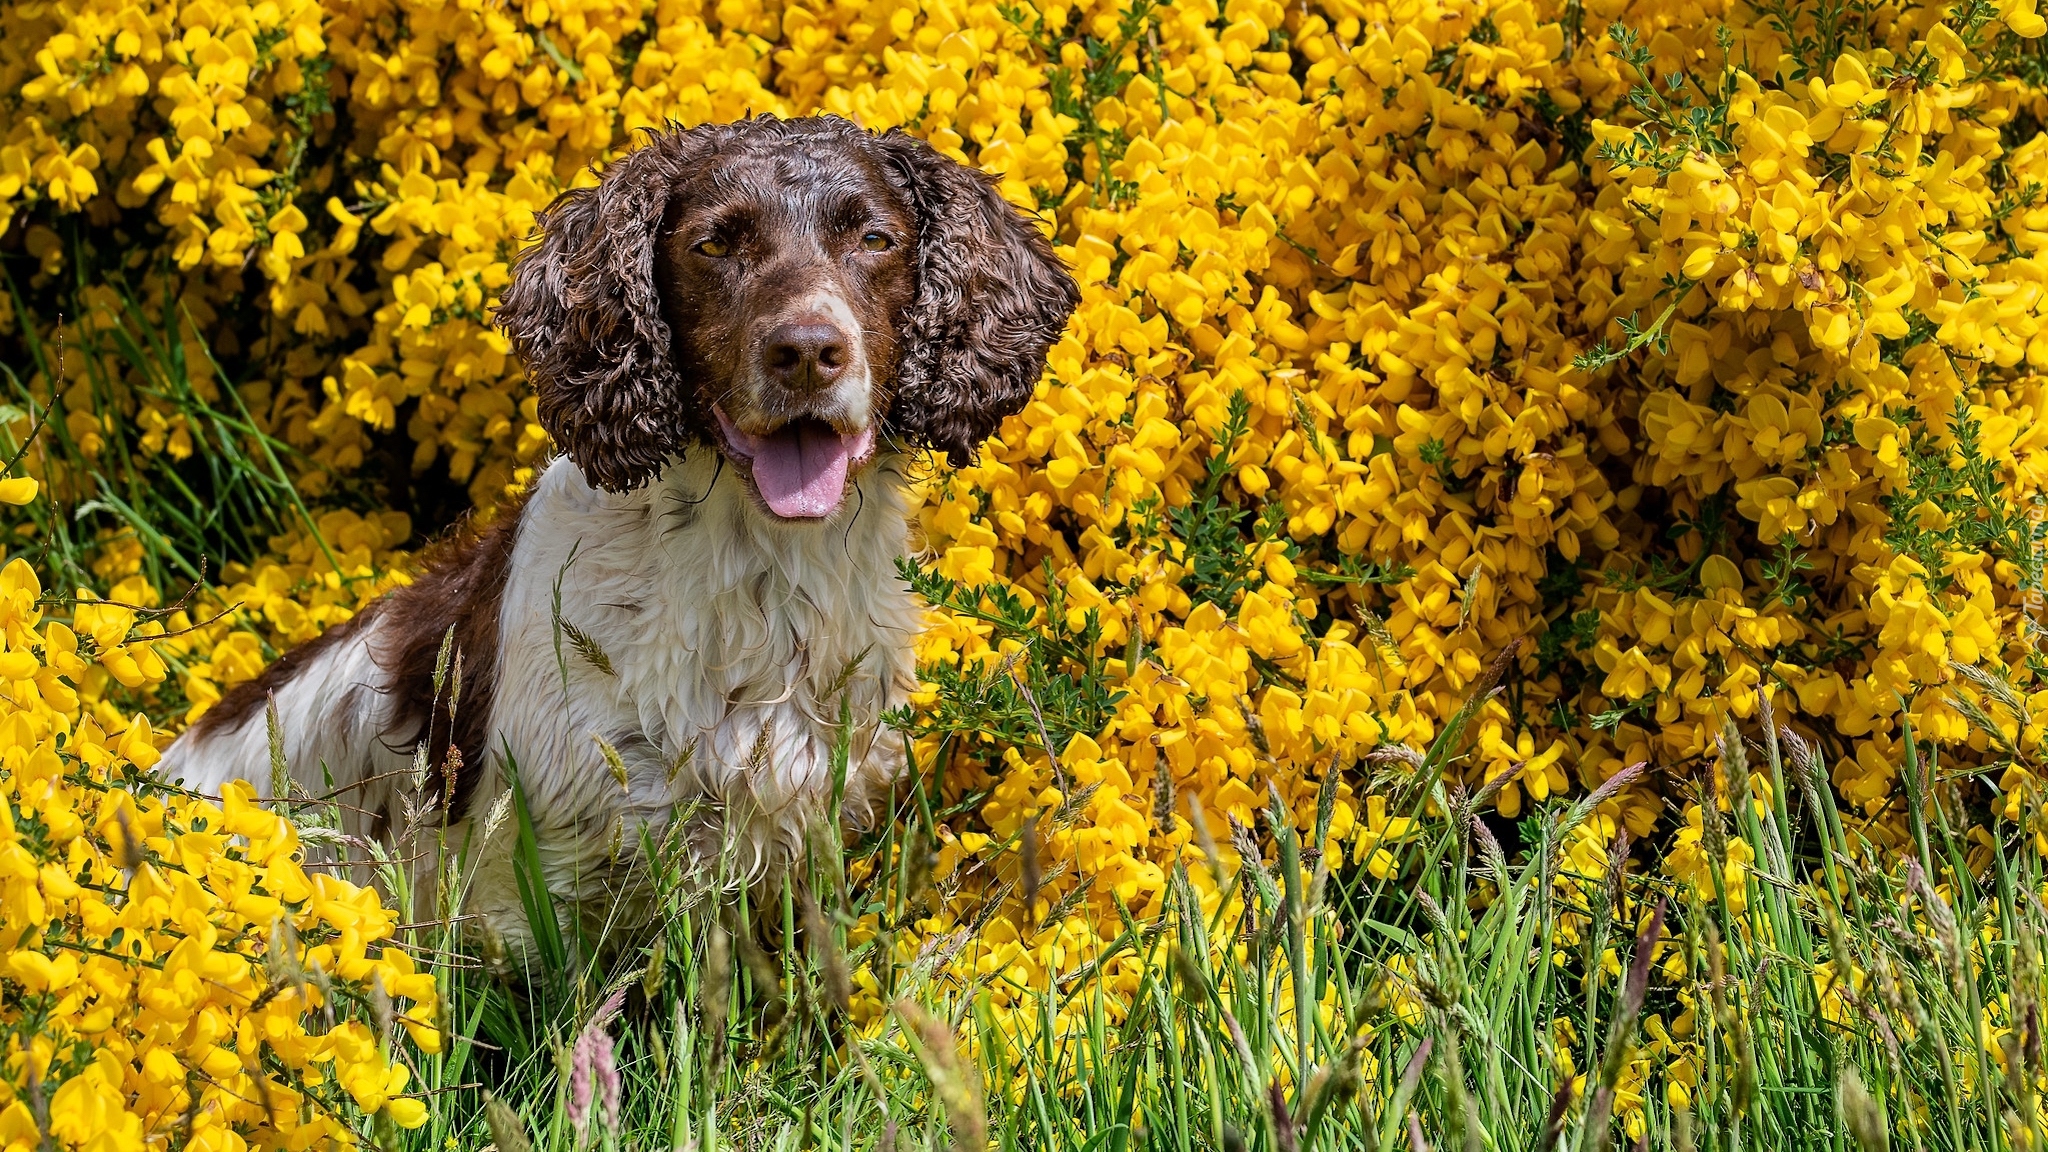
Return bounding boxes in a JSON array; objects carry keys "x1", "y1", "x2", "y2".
[
  {"x1": 6, "y1": 0, "x2": 2048, "y2": 1120},
  {"x1": 0, "y1": 522, "x2": 436, "y2": 1150}
]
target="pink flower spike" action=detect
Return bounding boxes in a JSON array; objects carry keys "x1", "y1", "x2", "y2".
[
  {"x1": 591, "y1": 984, "x2": 630, "y2": 1030},
  {"x1": 567, "y1": 1027, "x2": 596, "y2": 1130},
  {"x1": 593, "y1": 1027, "x2": 621, "y2": 1131}
]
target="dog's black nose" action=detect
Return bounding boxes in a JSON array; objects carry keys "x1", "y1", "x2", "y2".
[{"x1": 764, "y1": 322, "x2": 849, "y2": 390}]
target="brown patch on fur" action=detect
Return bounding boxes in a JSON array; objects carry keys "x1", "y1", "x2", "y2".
[
  {"x1": 372, "y1": 500, "x2": 525, "y2": 821},
  {"x1": 872, "y1": 129, "x2": 1080, "y2": 467},
  {"x1": 184, "y1": 502, "x2": 525, "y2": 820}
]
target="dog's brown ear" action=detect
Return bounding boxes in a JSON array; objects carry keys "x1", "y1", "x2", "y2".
[
  {"x1": 496, "y1": 126, "x2": 718, "y2": 492},
  {"x1": 875, "y1": 132, "x2": 1081, "y2": 468}
]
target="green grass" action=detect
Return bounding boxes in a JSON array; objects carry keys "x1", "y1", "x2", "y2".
[
  {"x1": 0, "y1": 280, "x2": 345, "y2": 599},
  {"x1": 331, "y1": 669, "x2": 2043, "y2": 1152}
]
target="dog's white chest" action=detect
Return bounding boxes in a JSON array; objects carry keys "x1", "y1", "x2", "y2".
[{"x1": 474, "y1": 453, "x2": 920, "y2": 920}]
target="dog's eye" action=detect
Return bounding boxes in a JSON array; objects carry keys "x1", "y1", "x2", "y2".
[
  {"x1": 860, "y1": 231, "x2": 892, "y2": 252},
  {"x1": 696, "y1": 238, "x2": 731, "y2": 257}
]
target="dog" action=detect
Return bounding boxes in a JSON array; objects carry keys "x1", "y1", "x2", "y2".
[{"x1": 157, "y1": 115, "x2": 1080, "y2": 949}]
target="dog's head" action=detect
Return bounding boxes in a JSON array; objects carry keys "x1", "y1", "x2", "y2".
[{"x1": 494, "y1": 116, "x2": 1081, "y2": 518}]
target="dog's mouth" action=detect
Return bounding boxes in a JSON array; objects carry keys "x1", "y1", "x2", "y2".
[{"x1": 713, "y1": 407, "x2": 877, "y2": 520}]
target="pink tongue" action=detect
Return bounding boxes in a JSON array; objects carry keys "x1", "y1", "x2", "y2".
[{"x1": 748, "y1": 421, "x2": 866, "y2": 518}]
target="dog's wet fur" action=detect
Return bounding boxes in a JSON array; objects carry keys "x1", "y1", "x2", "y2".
[{"x1": 166, "y1": 116, "x2": 1079, "y2": 946}]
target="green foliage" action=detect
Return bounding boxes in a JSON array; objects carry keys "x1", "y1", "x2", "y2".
[
  {"x1": 1883, "y1": 395, "x2": 2048, "y2": 596},
  {"x1": 895, "y1": 556, "x2": 1127, "y2": 759},
  {"x1": 0, "y1": 279, "x2": 338, "y2": 600}
]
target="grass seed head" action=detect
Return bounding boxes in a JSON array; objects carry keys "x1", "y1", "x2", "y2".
[
  {"x1": 799, "y1": 888, "x2": 851, "y2": 1015},
  {"x1": 893, "y1": 1000, "x2": 986, "y2": 1152},
  {"x1": 1838, "y1": 1067, "x2": 1890, "y2": 1152},
  {"x1": 1019, "y1": 815, "x2": 1042, "y2": 929},
  {"x1": 703, "y1": 921, "x2": 732, "y2": 1069},
  {"x1": 484, "y1": 1090, "x2": 536, "y2": 1152}
]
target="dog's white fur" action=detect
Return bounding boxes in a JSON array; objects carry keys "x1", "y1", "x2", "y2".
[{"x1": 157, "y1": 444, "x2": 920, "y2": 948}]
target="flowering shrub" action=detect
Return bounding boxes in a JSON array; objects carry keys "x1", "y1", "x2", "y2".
[
  {"x1": 5, "y1": 0, "x2": 2048, "y2": 1138},
  {"x1": 0, "y1": 480, "x2": 436, "y2": 1149}
]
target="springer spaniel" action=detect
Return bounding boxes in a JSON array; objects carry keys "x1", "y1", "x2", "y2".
[{"x1": 158, "y1": 116, "x2": 1079, "y2": 949}]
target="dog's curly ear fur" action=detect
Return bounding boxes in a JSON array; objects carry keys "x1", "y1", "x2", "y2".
[
  {"x1": 496, "y1": 128, "x2": 715, "y2": 492},
  {"x1": 876, "y1": 132, "x2": 1081, "y2": 468}
]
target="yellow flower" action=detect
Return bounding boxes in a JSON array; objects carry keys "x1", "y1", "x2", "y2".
[
  {"x1": 7, "y1": 0, "x2": 2048, "y2": 1059},
  {"x1": 0, "y1": 524, "x2": 432, "y2": 1145}
]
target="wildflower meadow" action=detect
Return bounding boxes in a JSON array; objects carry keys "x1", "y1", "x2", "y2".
[{"x1": 1, "y1": 0, "x2": 2046, "y2": 1146}]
